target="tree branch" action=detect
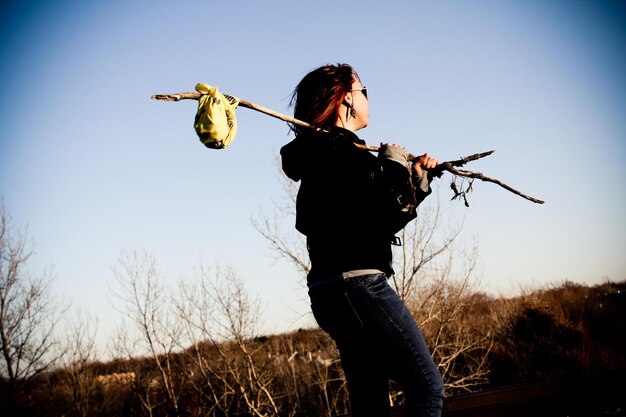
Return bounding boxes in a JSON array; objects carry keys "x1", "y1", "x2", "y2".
[{"x1": 436, "y1": 152, "x2": 545, "y2": 205}]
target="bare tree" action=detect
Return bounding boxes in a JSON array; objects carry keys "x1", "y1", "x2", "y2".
[
  {"x1": 110, "y1": 250, "x2": 283, "y2": 417},
  {"x1": 59, "y1": 308, "x2": 101, "y2": 417},
  {"x1": 252, "y1": 169, "x2": 310, "y2": 277},
  {"x1": 390, "y1": 199, "x2": 463, "y2": 301},
  {"x1": 402, "y1": 237, "x2": 493, "y2": 393},
  {"x1": 0, "y1": 202, "x2": 63, "y2": 403},
  {"x1": 174, "y1": 264, "x2": 281, "y2": 417},
  {"x1": 110, "y1": 249, "x2": 185, "y2": 417}
]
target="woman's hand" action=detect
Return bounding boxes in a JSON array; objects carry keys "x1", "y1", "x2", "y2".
[{"x1": 413, "y1": 153, "x2": 439, "y2": 177}]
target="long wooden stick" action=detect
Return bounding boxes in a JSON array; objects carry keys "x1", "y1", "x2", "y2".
[
  {"x1": 152, "y1": 92, "x2": 317, "y2": 132},
  {"x1": 152, "y1": 92, "x2": 544, "y2": 204}
]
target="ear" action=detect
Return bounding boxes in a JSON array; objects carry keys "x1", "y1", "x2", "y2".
[{"x1": 341, "y1": 92, "x2": 353, "y2": 107}]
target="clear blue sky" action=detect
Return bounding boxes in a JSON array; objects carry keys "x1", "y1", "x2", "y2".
[{"x1": 1, "y1": 0, "x2": 625, "y2": 347}]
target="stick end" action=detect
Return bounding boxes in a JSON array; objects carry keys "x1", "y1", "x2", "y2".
[{"x1": 151, "y1": 94, "x2": 178, "y2": 102}]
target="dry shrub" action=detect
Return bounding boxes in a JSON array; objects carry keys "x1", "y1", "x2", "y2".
[{"x1": 488, "y1": 280, "x2": 626, "y2": 387}]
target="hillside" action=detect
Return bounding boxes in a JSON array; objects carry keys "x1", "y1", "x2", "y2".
[{"x1": 1, "y1": 280, "x2": 624, "y2": 417}]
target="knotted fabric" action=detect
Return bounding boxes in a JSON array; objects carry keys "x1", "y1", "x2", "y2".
[{"x1": 194, "y1": 83, "x2": 240, "y2": 149}]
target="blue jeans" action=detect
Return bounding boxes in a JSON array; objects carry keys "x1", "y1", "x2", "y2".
[{"x1": 308, "y1": 273, "x2": 444, "y2": 417}]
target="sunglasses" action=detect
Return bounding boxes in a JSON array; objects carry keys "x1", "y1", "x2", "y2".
[{"x1": 351, "y1": 86, "x2": 368, "y2": 100}]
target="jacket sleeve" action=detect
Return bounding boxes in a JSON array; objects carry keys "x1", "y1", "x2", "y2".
[
  {"x1": 413, "y1": 168, "x2": 433, "y2": 206},
  {"x1": 378, "y1": 159, "x2": 432, "y2": 236}
]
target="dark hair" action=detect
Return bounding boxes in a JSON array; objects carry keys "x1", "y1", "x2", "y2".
[{"x1": 290, "y1": 63, "x2": 359, "y2": 135}]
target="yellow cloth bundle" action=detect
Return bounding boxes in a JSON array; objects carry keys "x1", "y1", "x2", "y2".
[{"x1": 194, "y1": 83, "x2": 239, "y2": 149}]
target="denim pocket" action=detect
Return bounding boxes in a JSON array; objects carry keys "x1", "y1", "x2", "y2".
[{"x1": 355, "y1": 273, "x2": 388, "y2": 293}]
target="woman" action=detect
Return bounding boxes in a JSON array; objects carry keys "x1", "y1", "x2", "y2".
[{"x1": 280, "y1": 64, "x2": 445, "y2": 417}]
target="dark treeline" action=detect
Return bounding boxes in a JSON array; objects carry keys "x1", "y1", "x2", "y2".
[{"x1": 0, "y1": 280, "x2": 624, "y2": 417}]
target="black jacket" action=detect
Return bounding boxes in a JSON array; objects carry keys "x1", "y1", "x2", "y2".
[{"x1": 280, "y1": 127, "x2": 431, "y2": 277}]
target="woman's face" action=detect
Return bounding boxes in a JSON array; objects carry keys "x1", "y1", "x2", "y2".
[{"x1": 348, "y1": 79, "x2": 369, "y2": 131}]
